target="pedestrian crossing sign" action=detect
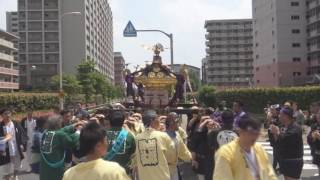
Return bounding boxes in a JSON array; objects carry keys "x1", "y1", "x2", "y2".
[{"x1": 123, "y1": 21, "x2": 137, "y2": 37}]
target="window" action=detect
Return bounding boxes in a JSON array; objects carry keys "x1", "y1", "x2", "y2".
[
  {"x1": 293, "y1": 57, "x2": 301, "y2": 62},
  {"x1": 293, "y1": 72, "x2": 301, "y2": 76},
  {"x1": 292, "y1": 29, "x2": 300, "y2": 34},
  {"x1": 291, "y1": 2, "x2": 299, "y2": 6},
  {"x1": 291, "y1": 15, "x2": 300, "y2": 20},
  {"x1": 292, "y1": 43, "x2": 301, "y2": 47}
]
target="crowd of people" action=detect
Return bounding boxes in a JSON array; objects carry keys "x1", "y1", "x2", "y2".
[{"x1": 0, "y1": 100, "x2": 319, "y2": 180}]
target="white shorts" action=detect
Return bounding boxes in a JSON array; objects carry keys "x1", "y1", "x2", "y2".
[{"x1": 2, "y1": 155, "x2": 21, "y2": 175}]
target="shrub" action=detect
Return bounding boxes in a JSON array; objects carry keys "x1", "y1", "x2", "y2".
[
  {"x1": 214, "y1": 86, "x2": 320, "y2": 113},
  {"x1": 0, "y1": 93, "x2": 59, "y2": 113},
  {"x1": 198, "y1": 85, "x2": 217, "y2": 107}
]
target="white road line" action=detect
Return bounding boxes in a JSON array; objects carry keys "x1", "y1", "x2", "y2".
[{"x1": 258, "y1": 142, "x2": 318, "y2": 170}]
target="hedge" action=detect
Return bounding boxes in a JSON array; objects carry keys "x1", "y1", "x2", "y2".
[
  {"x1": 214, "y1": 86, "x2": 320, "y2": 113},
  {"x1": 0, "y1": 93, "x2": 59, "y2": 113}
]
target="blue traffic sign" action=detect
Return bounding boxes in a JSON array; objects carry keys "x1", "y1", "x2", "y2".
[{"x1": 123, "y1": 21, "x2": 137, "y2": 37}]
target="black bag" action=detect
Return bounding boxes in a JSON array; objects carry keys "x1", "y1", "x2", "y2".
[
  {"x1": 0, "y1": 146, "x2": 10, "y2": 166},
  {"x1": 0, "y1": 122, "x2": 10, "y2": 165}
]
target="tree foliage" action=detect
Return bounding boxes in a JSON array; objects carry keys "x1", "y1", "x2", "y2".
[
  {"x1": 77, "y1": 60, "x2": 98, "y2": 103},
  {"x1": 50, "y1": 74, "x2": 82, "y2": 95},
  {"x1": 198, "y1": 85, "x2": 216, "y2": 107},
  {"x1": 189, "y1": 70, "x2": 201, "y2": 91}
]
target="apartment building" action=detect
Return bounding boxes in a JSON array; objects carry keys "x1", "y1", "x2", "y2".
[
  {"x1": 14, "y1": 0, "x2": 113, "y2": 89},
  {"x1": 203, "y1": 19, "x2": 254, "y2": 87},
  {"x1": 307, "y1": 0, "x2": 320, "y2": 77},
  {"x1": 253, "y1": 0, "x2": 308, "y2": 87},
  {"x1": 114, "y1": 52, "x2": 125, "y2": 88},
  {"x1": 0, "y1": 29, "x2": 19, "y2": 91}
]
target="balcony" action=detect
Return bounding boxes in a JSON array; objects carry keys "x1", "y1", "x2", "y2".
[
  {"x1": 18, "y1": 12, "x2": 26, "y2": 20},
  {"x1": 0, "y1": 39, "x2": 15, "y2": 49},
  {"x1": 44, "y1": 1, "x2": 58, "y2": 10},
  {"x1": 28, "y1": 22, "x2": 42, "y2": 31},
  {"x1": 45, "y1": 54, "x2": 59, "y2": 63},
  {"x1": 28, "y1": 12, "x2": 42, "y2": 21},
  {"x1": 0, "y1": 52, "x2": 15, "y2": 63},
  {"x1": 45, "y1": 32, "x2": 58, "y2": 41},
  {"x1": 44, "y1": 11, "x2": 58, "y2": 20},
  {"x1": 19, "y1": 54, "x2": 26, "y2": 63},
  {"x1": 19, "y1": 22, "x2": 26, "y2": 31},
  {"x1": 44, "y1": 22, "x2": 58, "y2": 31},
  {"x1": 28, "y1": 2, "x2": 42, "y2": 10},
  {"x1": 45, "y1": 43, "x2": 59, "y2": 53},
  {"x1": 19, "y1": 33, "x2": 26, "y2": 42},
  {"x1": 0, "y1": 67, "x2": 19, "y2": 76},
  {"x1": 29, "y1": 44, "x2": 43, "y2": 52},
  {"x1": 28, "y1": 54, "x2": 43, "y2": 63},
  {"x1": 0, "y1": 82, "x2": 19, "y2": 90},
  {"x1": 19, "y1": 43, "x2": 26, "y2": 52}
]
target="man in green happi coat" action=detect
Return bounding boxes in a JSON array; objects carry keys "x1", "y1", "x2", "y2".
[
  {"x1": 40, "y1": 115, "x2": 84, "y2": 180},
  {"x1": 104, "y1": 111, "x2": 136, "y2": 174}
]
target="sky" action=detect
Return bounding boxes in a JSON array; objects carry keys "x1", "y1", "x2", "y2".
[{"x1": 0, "y1": 0, "x2": 252, "y2": 69}]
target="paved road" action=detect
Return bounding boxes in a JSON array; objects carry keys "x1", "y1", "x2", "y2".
[
  {"x1": 1, "y1": 142, "x2": 319, "y2": 180},
  {"x1": 259, "y1": 141, "x2": 319, "y2": 180}
]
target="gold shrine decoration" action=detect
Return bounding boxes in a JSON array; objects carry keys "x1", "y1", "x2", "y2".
[{"x1": 135, "y1": 74, "x2": 177, "y2": 90}]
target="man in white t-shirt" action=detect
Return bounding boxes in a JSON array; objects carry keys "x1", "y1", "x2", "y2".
[
  {"x1": 21, "y1": 108, "x2": 37, "y2": 171},
  {"x1": 0, "y1": 109, "x2": 27, "y2": 180}
]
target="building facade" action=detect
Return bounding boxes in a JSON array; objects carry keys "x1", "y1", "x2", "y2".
[
  {"x1": 307, "y1": 0, "x2": 320, "y2": 77},
  {"x1": 253, "y1": 0, "x2": 308, "y2": 87},
  {"x1": 169, "y1": 64, "x2": 201, "y2": 80},
  {"x1": 6, "y1": 12, "x2": 19, "y2": 35},
  {"x1": 15, "y1": 0, "x2": 113, "y2": 89},
  {"x1": 0, "y1": 29, "x2": 19, "y2": 91},
  {"x1": 203, "y1": 19, "x2": 254, "y2": 87},
  {"x1": 114, "y1": 52, "x2": 125, "y2": 88},
  {"x1": 6, "y1": 12, "x2": 19, "y2": 62}
]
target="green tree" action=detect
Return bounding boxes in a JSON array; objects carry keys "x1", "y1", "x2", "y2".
[
  {"x1": 91, "y1": 71, "x2": 112, "y2": 101},
  {"x1": 198, "y1": 85, "x2": 216, "y2": 107},
  {"x1": 189, "y1": 70, "x2": 201, "y2": 91},
  {"x1": 77, "y1": 60, "x2": 97, "y2": 103},
  {"x1": 50, "y1": 74, "x2": 82, "y2": 95}
]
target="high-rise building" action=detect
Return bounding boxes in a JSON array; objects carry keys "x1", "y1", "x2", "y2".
[
  {"x1": 203, "y1": 19, "x2": 254, "y2": 87},
  {"x1": 0, "y1": 29, "x2": 19, "y2": 91},
  {"x1": 114, "y1": 52, "x2": 125, "y2": 88},
  {"x1": 6, "y1": 12, "x2": 19, "y2": 62},
  {"x1": 307, "y1": 0, "x2": 320, "y2": 76},
  {"x1": 253, "y1": 0, "x2": 308, "y2": 87},
  {"x1": 169, "y1": 64, "x2": 201, "y2": 81},
  {"x1": 15, "y1": 0, "x2": 113, "y2": 89},
  {"x1": 6, "y1": 12, "x2": 19, "y2": 35}
]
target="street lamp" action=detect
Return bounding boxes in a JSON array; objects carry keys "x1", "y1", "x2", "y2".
[{"x1": 59, "y1": 12, "x2": 81, "y2": 110}]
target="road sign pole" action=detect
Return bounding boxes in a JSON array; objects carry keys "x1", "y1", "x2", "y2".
[{"x1": 123, "y1": 21, "x2": 174, "y2": 67}]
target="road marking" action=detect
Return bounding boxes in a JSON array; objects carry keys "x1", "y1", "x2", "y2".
[{"x1": 258, "y1": 141, "x2": 318, "y2": 170}]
